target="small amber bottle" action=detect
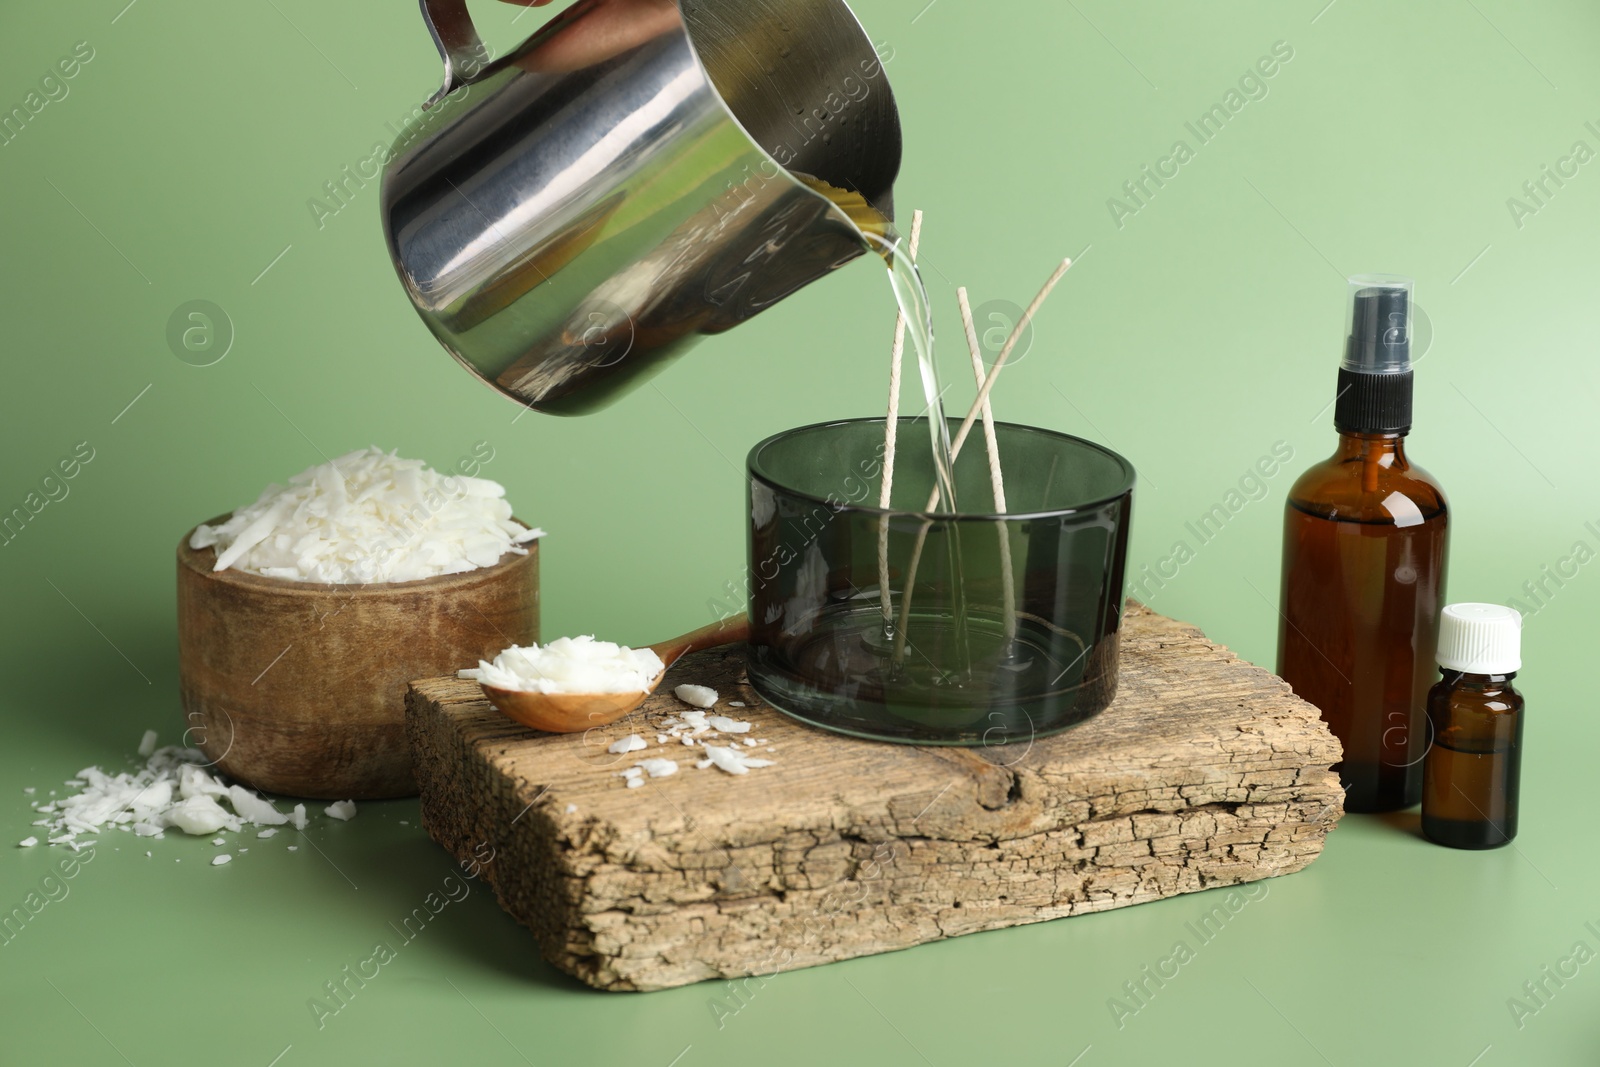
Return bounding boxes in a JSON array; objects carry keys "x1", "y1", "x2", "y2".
[
  {"x1": 1278, "y1": 275, "x2": 1449, "y2": 812},
  {"x1": 1422, "y1": 603, "x2": 1524, "y2": 849}
]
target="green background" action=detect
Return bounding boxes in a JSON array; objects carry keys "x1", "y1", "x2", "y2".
[{"x1": 3, "y1": 0, "x2": 1598, "y2": 1063}]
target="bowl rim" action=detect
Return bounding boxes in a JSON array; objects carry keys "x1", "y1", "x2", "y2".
[
  {"x1": 746, "y1": 417, "x2": 1136, "y2": 521},
  {"x1": 176, "y1": 514, "x2": 538, "y2": 597}
]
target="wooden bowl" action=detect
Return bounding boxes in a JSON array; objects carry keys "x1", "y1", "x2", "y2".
[{"x1": 176, "y1": 517, "x2": 538, "y2": 799}]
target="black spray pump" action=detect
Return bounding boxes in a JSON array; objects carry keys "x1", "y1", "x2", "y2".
[{"x1": 1335, "y1": 275, "x2": 1414, "y2": 434}]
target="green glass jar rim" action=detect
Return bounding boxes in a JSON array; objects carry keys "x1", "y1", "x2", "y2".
[{"x1": 746, "y1": 416, "x2": 1136, "y2": 522}]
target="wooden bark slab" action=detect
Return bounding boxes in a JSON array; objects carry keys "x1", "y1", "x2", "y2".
[{"x1": 406, "y1": 602, "x2": 1343, "y2": 991}]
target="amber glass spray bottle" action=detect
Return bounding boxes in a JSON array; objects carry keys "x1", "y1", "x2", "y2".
[{"x1": 1278, "y1": 275, "x2": 1448, "y2": 812}]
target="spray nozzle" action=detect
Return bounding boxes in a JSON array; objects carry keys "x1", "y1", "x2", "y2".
[{"x1": 1342, "y1": 274, "x2": 1413, "y2": 374}]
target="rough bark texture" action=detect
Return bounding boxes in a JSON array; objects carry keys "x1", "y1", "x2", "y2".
[{"x1": 406, "y1": 602, "x2": 1343, "y2": 991}]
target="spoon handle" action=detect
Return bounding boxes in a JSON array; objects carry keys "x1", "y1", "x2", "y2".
[{"x1": 651, "y1": 614, "x2": 750, "y2": 667}]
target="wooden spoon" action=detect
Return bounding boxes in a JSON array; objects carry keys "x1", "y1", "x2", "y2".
[{"x1": 479, "y1": 614, "x2": 751, "y2": 733}]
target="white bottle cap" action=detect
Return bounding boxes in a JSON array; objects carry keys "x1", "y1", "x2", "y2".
[{"x1": 1436, "y1": 603, "x2": 1522, "y2": 674}]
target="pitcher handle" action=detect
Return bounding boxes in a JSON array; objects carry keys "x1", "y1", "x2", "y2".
[{"x1": 420, "y1": 0, "x2": 491, "y2": 108}]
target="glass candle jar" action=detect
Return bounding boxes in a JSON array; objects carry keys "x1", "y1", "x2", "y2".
[{"x1": 746, "y1": 418, "x2": 1135, "y2": 745}]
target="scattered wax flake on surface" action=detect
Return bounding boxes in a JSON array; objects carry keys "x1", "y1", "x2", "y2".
[
  {"x1": 290, "y1": 804, "x2": 308, "y2": 830},
  {"x1": 565, "y1": 804, "x2": 578, "y2": 814},
  {"x1": 619, "y1": 768, "x2": 643, "y2": 780},
  {"x1": 607, "y1": 734, "x2": 647, "y2": 755},
  {"x1": 742, "y1": 739, "x2": 757, "y2": 747},
  {"x1": 178, "y1": 765, "x2": 225, "y2": 800},
  {"x1": 211, "y1": 854, "x2": 232, "y2": 866},
  {"x1": 728, "y1": 701, "x2": 746, "y2": 708},
  {"x1": 190, "y1": 447, "x2": 543, "y2": 583},
  {"x1": 325, "y1": 800, "x2": 357, "y2": 821},
  {"x1": 635, "y1": 759, "x2": 678, "y2": 779},
  {"x1": 257, "y1": 828, "x2": 278, "y2": 839},
  {"x1": 674, "y1": 684, "x2": 718, "y2": 709},
  {"x1": 211, "y1": 838, "x2": 225, "y2": 846},
  {"x1": 287, "y1": 846, "x2": 299, "y2": 851},
  {"x1": 166, "y1": 796, "x2": 233, "y2": 836},
  {"x1": 229, "y1": 786, "x2": 289, "y2": 825},
  {"x1": 707, "y1": 715, "x2": 751, "y2": 734},
  {"x1": 463, "y1": 636, "x2": 662, "y2": 694},
  {"x1": 137, "y1": 730, "x2": 158, "y2": 757},
  {"x1": 23, "y1": 787, "x2": 34, "y2": 795},
  {"x1": 626, "y1": 778, "x2": 644, "y2": 788},
  {"x1": 700, "y1": 745, "x2": 776, "y2": 776},
  {"x1": 18, "y1": 837, "x2": 37, "y2": 848}
]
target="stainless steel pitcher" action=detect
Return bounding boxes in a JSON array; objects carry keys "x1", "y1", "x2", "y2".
[{"x1": 381, "y1": 0, "x2": 902, "y2": 416}]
